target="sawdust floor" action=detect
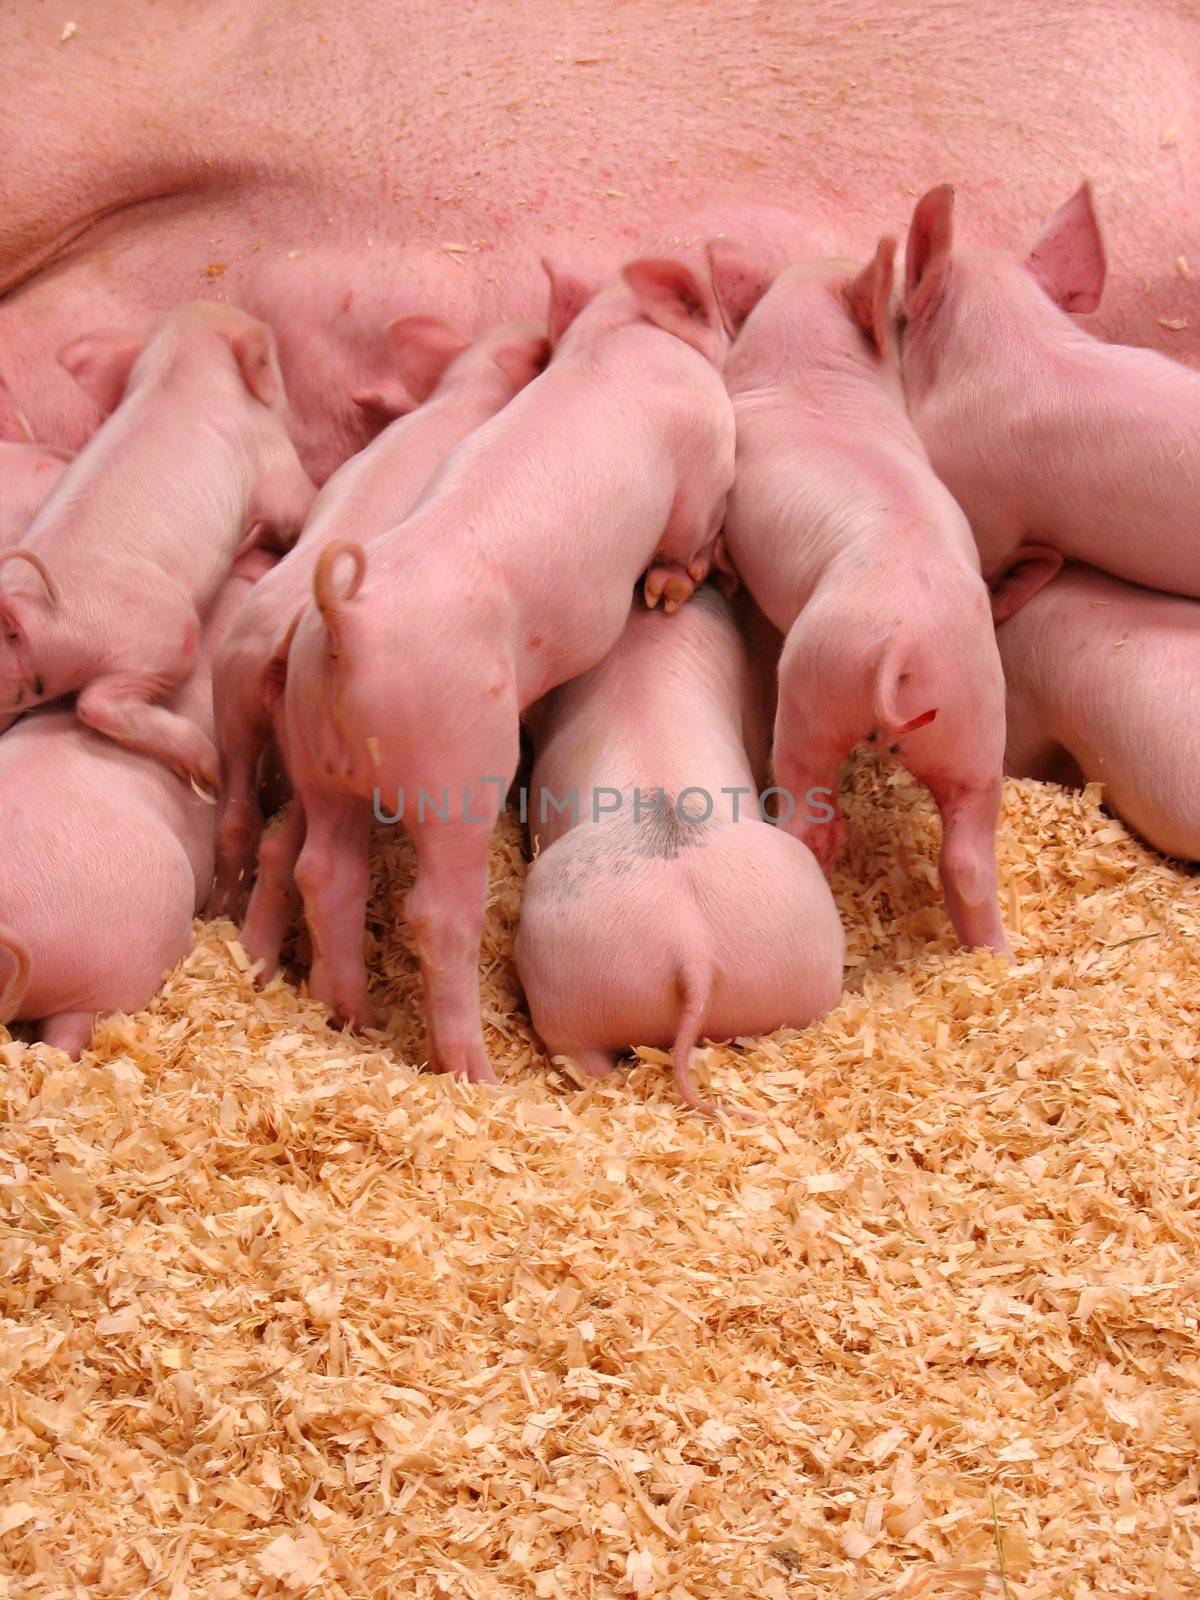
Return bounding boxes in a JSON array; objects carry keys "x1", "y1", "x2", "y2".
[{"x1": 2, "y1": 759, "x2": 1199, "y2": 1599}]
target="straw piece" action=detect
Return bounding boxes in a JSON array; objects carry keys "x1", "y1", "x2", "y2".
[{"x1": 1, "y1": 764, "x2": 1198, "y2": 1596}]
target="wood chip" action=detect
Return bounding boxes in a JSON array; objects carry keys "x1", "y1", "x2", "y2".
[{"x1": 1, "y1": 768, "x2": 1198, "y2": 1594}]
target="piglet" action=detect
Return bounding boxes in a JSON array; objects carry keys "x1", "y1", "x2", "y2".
[
  {"x1": 996, "y1": 561, "x2": 1200, "y2": 860},
  {"x1": 715, "y1": 239, "x2": 1010, "y2": 952},
  {"x1": 0, "y1": 440, "x2": 73, "y2": 545},
  {"x1": 516, "y1": 587, "x2": 844, "y2": 1114},
  {"x1": 0, "y1": 303, "x2": 315, "y2": 784},
  {"x1": 902, "y1": 183, "x2": 1200, "y2": 608},
  {"x1": 209, "y1": 315, "x2": 550, "y2": 923},
  {"x1": 0, "y1": 554, "x2": 274, "y2": 1058},
  {"x1": 276, "y1": 255, "x2": 735, "y2": 1080}
]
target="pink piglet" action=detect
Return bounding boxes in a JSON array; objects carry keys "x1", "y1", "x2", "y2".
[
  {"x1": 716, "y1": 237, "x2": 1010, "y2": 953},
  {"x1": 0, "y1": 302, "x2": 315, "y2": 786},
  {"x1": 276, "y1": 254, "x2": 735, "y2": 1079}
]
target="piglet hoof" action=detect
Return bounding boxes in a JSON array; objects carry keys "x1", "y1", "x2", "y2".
[
  {"x1": 643, "y1": 561, "x2": 697, "y2": 613},
  {"x1": 430, "y1": 1047, "x2": 500, "y2": 1086},
  {"x1": 336, "y1": 999, "x2": 379, "y2": 1034},
  {"x1": 575, "y1": 1049, "x2": 618, "y2": 1080},
  {"x1": 172, "y1": 743, "x2": 221, "y2": 795}
]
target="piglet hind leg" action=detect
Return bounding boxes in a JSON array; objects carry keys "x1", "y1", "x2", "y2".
[
  {"x1": 39, "y1": 1011, "x2": 97, "y2": 1059},
  {"x1": 406, "y1": 819, "x2": 500, "y2": 1086},
  {"x1": 644, "y1": 491, "x2": 728, "y2": 613},
  {"x1": 77, "y1": 671, "x2": 220, "y2": 790},
  {"x1": 929, "y1": 779, "x2": 1011, "y2": 957},
  {"x1": 240, "y1": 798, "x2": 306, "y2": 978},
  {"x1": 293, "y1": 791, "x2": 377, "y2": 1031},
  {"x1": 770, "y1": 726, "x2": 846, "y2": 874}
]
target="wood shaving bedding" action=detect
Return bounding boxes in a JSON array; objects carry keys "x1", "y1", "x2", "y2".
[{"x1": 1, "y1": 760, "x2": 1198, "y2": 1598}]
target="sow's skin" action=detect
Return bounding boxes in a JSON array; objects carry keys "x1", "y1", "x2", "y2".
[
  {"x1": 4, "y1": 2, "x2": 1197, "y2": 483},
  {"x1": 996, "y1": 562, "x2": 1200, "y2": 862},
  {"x1": 277, "y1": 257, "x2": 735, "y2": 1081},
  {"x1": 515, "y1": 588, "x2": 845, "y2": 1116},
  {"x1": 902, "y1": 183, "x2": 1200, "y2": 612},
  {"x1": 0, "y1": 303, "x2": 314, "y2": 786},
  {"x1": 717, "y1": 240, "x2": 1010, "y2": 954},
  {"x1": 0, "y1": 555, "x2": 273, "y2": 1059},
  {"x1": 209, "y1": 315, "x2": 549, "y2": 922}
]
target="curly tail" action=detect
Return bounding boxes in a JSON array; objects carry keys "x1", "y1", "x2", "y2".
[
  {"x1": 313, "y1": 540, "x2": 367, "y2": 653},
  {"x1": 671, "y1": 961, "x2": 716, "y2": 1114},
  {"x1": 0, "y1": 924, "x2": 31, "y2": 1024},
  {"x1": 874, "y1": 630, "x2": 937, "y2": 736},
  {"x1": 671, "y1": 963, "x2": 763, "y2": 1121},
  {"x1": 0, "y1": 547, "x2": 59, "y2": 604}
]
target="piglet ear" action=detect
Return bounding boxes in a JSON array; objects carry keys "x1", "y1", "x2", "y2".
[
  {"x1": 622, "y1": 257, "x2": 723, "y2": 362},
  {"x1": 989, "y1": 544, "x2": 1064, "y2": 624},
  {"x1": 350, "y1": 384, "x2": 416, "y2": 421},
  {"x1": 905, "y1": 184, "x2": 955, "y2": 319},
  {"x1": 491, "y1": 332, "x2": 551, "y2": 393},
  {"x1": 1026, "y1": 181, "x2": 1106, "y2": 313},
  {"x1": 706, "y1": 238, "x2": 775, "y2": 339},
  {"x1": 385, "y1": 315, "x2": 470, "y2": 405},
  {"x1": 0, "y1": 547, "x2": 59, "y2": 604},
  {"x1": 541, "y1": 260, "x2": 595, "y2": 347},
  {"x1": 57, "y1": 329, "x2": 144, "y2": 416},
  {"x1": 845, "y1": 236, "x2": 897, "y2": 353},
  {"x1": 229, "y1": 319, "x2": 283, "y2": 409}
]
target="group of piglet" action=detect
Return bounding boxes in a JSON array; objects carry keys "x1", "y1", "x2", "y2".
[{"x1": 2, "y1": 181, "x2": 1198, "y2": 1113}]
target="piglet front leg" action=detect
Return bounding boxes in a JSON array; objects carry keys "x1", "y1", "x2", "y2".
[
  {"x1": 210, "y1": 697, "x2": 273, "y2": 917},
  {"x1": 240, "y1": 798, "x2": 306, "y2": 976}
]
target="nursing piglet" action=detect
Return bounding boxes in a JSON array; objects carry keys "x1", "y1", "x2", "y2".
[
  {"x1": 716, "y1": 240, "x2": 1009, "y2": 952},
  {"x1": 516, "y1": 588, "x2": 844, "y2": 1114},
  {"x1": 0, "y1": 303, "x2": 315, "y2": 783},
  {"x1": 0, "y1": 555, "x2": 273, "y2": 1059},
  {"x1": 996, "y1": 562, "x2": 1200, "y2": 860},
  {"x1": 277, "y1": 256, "x2": 735, "y2": 1080},
  {"x1": 902, "y1": 183, "x2": 1200, "y2": 607},
  {"x1": 209, "y1": 316, "x2": 550, "y2": 922}
]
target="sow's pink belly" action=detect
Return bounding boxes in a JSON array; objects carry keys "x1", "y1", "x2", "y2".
[{"x1": 1, "y1": 0, "x2": 1197, "y2": 476}]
